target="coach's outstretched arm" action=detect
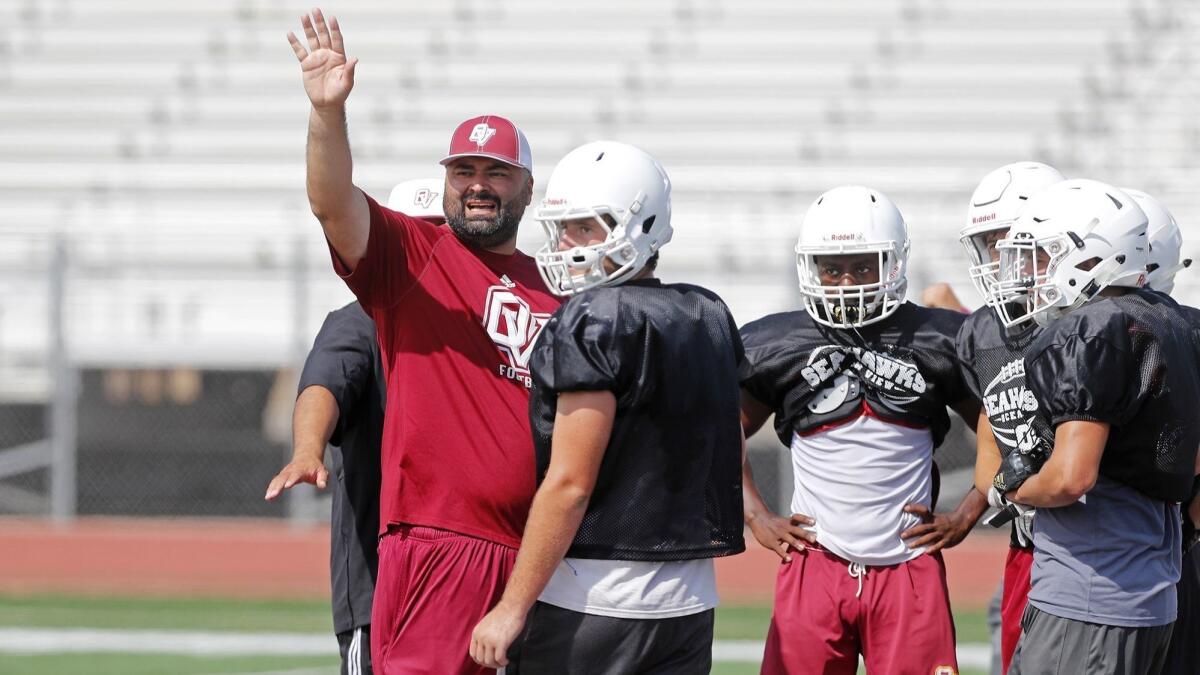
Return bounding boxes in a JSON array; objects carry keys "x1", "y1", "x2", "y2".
[
  {"x1": 288, "y1": 8, "x2": 370, "y2": 269},
  {"x1": 264, "y1": 385, "x2": 336, "y2": 499}
]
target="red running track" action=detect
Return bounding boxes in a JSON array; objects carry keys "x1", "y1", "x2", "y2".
[{"x1": 0, "y1": 518, "x2": 1006, "y2": 609}]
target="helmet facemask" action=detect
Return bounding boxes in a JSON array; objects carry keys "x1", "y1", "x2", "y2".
[
  {"x1": 796, "y1": 244, "x2": 908, "y2": 328},
  {"x1": 534, "y1": 206, "x2": 644, "y2": 296},
  {"x1": 991, "y1": 232, "x2": 1135, "y2": 328},
  {"x1": 989, "y1": 233, "x2": 1072, "y2": 327},
  {"x1": 959, "y1": 223, "x2": 1012, "y2": 306}
]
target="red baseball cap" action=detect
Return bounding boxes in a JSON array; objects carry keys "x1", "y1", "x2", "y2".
[{"x1": 439, "y1": 115, "x2": 532, "y2": 173}]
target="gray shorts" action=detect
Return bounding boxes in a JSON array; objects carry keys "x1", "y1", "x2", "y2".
[
  {"x1": 1009, "y1": 605, "x2": 1173, "y2": 675},
  {"x1": 506, "y1": 601, "x2": 713, "y2": 675}
]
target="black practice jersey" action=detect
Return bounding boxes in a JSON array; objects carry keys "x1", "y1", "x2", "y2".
[
  {"x1": 957, "y1": 307, "x2": 1055, "y2": 549},
  {"x1": 1025, "y1": 289, "x2": 1200, "y2": 502},
  {"x1": 297, "y1": 302, "x2": 384, "y2": 634},
  {"x1": 1176, "y1": 301, "x2": 1200, "y2": 550},
  {"x1": 957, "y1": 307, "x2": 1055, "y2": 460},
  {"x1": 529, "y1": 279, "x2": 746, "y2": 562},
  {"x1": 740, "y1": 302, "x2": 970, "y2": 448}
]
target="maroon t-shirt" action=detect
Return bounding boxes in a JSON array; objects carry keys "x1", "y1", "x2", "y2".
[{"x1": 331, "y1": 196, "x2": 561, "y2": 547}]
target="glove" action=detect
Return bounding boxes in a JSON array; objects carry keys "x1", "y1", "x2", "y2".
[
  {"x1": 986, "y1": 486, "x2": 1036, "y2": 548},
  {"x1": 993, "y1": 448, "x2": 1046, "y2": 494}
]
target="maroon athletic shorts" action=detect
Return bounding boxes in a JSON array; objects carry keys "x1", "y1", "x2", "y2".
[
  {"x1": 1001, "y1": 546, "x2": 1034, "y2": 675},
  {"x1": 371, "y1": 524, "x2": 517, "y2": 675},
  {"x1": 761, "y1": 542, "x2": 959, "y2": 675}
]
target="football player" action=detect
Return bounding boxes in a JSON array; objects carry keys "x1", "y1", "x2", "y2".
[
  {"x1": 955, "y1": 161, "x2": 1065, "y2": 675},
  {"x1": 740, "y1": 185, "x2": 988, "y2": 674},
  {"x1": 992, "y1": 180, "x2": 1200, "y2": 674},
  {"x1": 1125, "y1": 188, "x2": 1198, "y2": 675},
  {"x1": 470, "y1": 142, "x2": 746, "y2": 673}
]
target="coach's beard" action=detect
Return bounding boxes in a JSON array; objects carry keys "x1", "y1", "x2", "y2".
[{"x1": 446, "y1": 191, "x2": 523, "y2": 249}]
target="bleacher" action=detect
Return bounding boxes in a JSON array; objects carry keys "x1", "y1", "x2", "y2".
[{"x1": 0, "y1": 0, "x2": 1196, "y2": 400}]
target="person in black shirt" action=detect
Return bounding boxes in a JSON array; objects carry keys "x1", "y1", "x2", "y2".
[
  {"x1": 264, "y1": 179, "x2": 444, "y2": 675},
  {"x1": 266, "y1": 302, "x2": 383, "y2": 675},
  {"x1": 1128, "y1": 188, "x2": 1199, "y2": 675},
  {"x1": 470, "y1": 141, "x2": 744, "y2": 673},
  {"x1": 989, "y1": 180, "x2": 1200, "y2": 675},
  {"x1": 738, "y1": 185, "x2": 986, "y2": 674},
  {"x1": 955, "y1": 160, "x2": 1065, "y2": 675}
]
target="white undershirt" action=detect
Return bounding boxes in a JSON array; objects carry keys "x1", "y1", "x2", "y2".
[
  {"x1": 790, "y1": 413, "x2": 934, "y2": 566},
  {"x1": 538, "y1": 557, "x2": 718, "y2": 619}
]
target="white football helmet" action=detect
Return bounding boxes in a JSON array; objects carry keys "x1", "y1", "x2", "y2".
[
  {"x1": 534, "y1": 141, "x2": 672, "y2": 296},
  {"x1": 386, "y1": 178, "x2": 445, "y2": 222},
  {"x1": 961, "y1": 162, "x2": 1065, "y2": 304},
  {"x1": 990, "y1": 179, "x2": 1149, "y2": 328},
  {"x1": 796, "y1": 185, "x2": 910, "y2": 328},
  {"x1": 1123, "y1": 188, "x2": 1191, "y2": 295}
]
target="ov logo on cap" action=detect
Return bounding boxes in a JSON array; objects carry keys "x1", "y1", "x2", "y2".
[
  {"x1": 440, "y1": 115, "x2": 532, "y2": 172},
  {"x1": 468, "y1": 123, "x2": 497, "y2": 147}
]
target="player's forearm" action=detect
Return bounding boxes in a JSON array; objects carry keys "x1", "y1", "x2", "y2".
[
  {"x1": 494, "y1": 480, "x2": 591, "y2": 616},
  {"x1": 951, "y1": 485, "x2": 988, "y2": 526},
  {"x1": 1013, "y1": 421, "x2": 1105, "y2": 507},
  {"x1": 974, "y1": 416, "x2": 1002, "y2": 496},
  {"x1": 1011, "y1": 466, "x2": 1084, "y2": 507},
  {"x1": 306, "y1": 106, "x2": 369, "y2": 267},
  {"x1": 291, "y1": 385, "x2": 340, "y2": 462},
  {"x1": 741, "y1": 457, "x2": 774, "y2": 522}
]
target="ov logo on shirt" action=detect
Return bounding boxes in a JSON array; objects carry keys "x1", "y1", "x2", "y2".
[{"x1": 482, "y1": 285, "x2": 550, "y2": 387}]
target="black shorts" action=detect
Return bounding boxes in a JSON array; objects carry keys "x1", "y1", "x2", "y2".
[
  {"x1": 507, "y1": 602, "x2": 713, "y2": 675},
  {"x1": 337, "y1": 625, "x2": 372, "y2": 675}
]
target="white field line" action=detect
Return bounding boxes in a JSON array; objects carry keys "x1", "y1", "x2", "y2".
[
  {"x1": 211, "y1": 670, "x2": 331, "y2": 675},
  {"x1": 0, "y1": 628, "x2": 990, "y2": 667}
]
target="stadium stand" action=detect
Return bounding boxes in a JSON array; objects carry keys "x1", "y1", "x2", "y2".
[{"x1": 0, "y1": 0, "x2": 1195, "y2": 514}]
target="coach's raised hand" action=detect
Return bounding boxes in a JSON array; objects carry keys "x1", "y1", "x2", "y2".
[
  {"x1": 287, "y1": 8, "x2": 357, "y2": 110},
  {"x1": 288, "y1": 8, "x2": 370, "y2": 269}
]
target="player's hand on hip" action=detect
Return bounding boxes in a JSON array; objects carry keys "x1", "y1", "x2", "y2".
[
  {"x1": 264, "y1": 455, "x2": 329, "y2": 500},
  {"x1": 747, "y1": 510, "x2": 815, "y2": 563},
  {"x1": 900, "y1": 503, "x2": 970, "y2": 554},
  {"x1": 287, "y1": 8, "x2": 357, "y2": 111},
  {"x1": 470, "y1": 603, "x2": 525, "y2": 669}
]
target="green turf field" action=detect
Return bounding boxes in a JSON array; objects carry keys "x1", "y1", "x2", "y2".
[{"x1": 0, "y1": 594, "x2": 988, "y2": 674}]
